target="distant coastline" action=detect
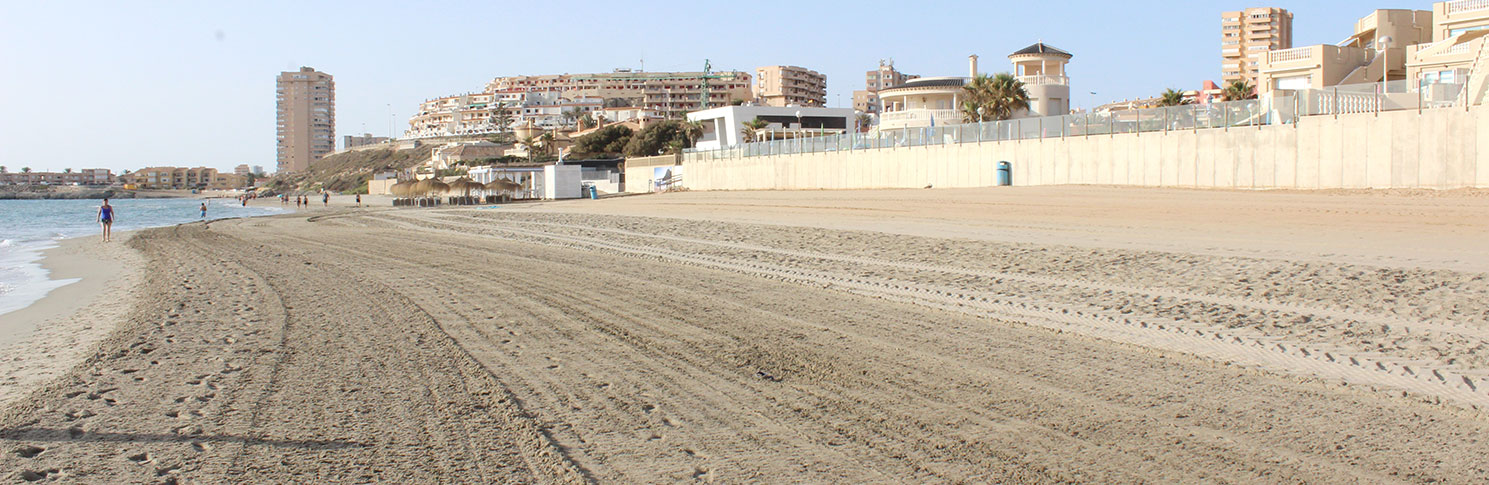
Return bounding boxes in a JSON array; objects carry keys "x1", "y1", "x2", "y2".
[{"x1": 0, "y1": 186, "x2": 186, "y2": 200}]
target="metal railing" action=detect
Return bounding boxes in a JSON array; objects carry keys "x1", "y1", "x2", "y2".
[{"x1": 684, "y1": 80, "x2": 1462, "y2": 162}]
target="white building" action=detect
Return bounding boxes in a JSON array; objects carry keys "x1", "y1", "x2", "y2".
[
  {"x1": 686, "y1": 106, "x2": 857, "y2": 150},
  {"x1": 878, "y1": 44, "x2": 1074, "y2": 130}
]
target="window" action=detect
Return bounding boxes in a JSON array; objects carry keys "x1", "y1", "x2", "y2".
[
  {"x1": 1276, "y1": 75, "x2": 1310, "y2": 90},
  {"x1": 1450, "y1": 25, "x2": 1489, "y2": 36}
]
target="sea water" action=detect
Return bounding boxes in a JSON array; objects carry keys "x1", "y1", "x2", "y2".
[{"x1": 0, "y1": 198, "x2": 287, "y2": 317}]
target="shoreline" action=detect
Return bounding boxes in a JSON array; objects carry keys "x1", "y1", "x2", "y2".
[{"x1": 0, "y1": 232, "x2": 140, "y2": 406}]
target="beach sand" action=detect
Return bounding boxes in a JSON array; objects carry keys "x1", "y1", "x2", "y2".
[
  {"x1": 0, "y1": 234, "x2": 140, "y2": 407},
  {"x1": 2, "y1": 186, "x2": 1488, "y2": 482}
]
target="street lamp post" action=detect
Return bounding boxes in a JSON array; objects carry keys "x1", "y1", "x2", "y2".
[
  {"x1": 796, "y1": 110, "x2": 803, "y2": 152},
  {"x1": 1378, "y1": 36, "x2": 1395, "y2": 92}
]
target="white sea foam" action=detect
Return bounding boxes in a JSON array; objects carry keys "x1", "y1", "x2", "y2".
[
  {"x1": 0, "y1": 198, "x2": 282, "y2": 319},
  {"x1": 0, "y1": 239, "x2": 74, "y2": 317}
]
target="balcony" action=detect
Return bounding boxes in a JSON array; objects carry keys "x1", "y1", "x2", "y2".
[
  {"x1": 1016, "y1": 75, "x2": 1068, "y2": 86},
  {"x1": 1446, "y1": 0, "x2": 1489, "y2": 15},
  {"x1": 1267, "y1": 46, "x2": 1314, "y2": 64},
  {"x1": 879, "y1": 108, "x2": 962, "y2": 129}
]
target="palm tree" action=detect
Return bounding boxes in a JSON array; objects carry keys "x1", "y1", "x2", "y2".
[
  {"x1": 21, "y1": 167, "x2": 31, "y2": 173},
  {"x1": 579, "y1": 112, "x2": 595, "y2": 130},
  {"x1": 518, "y1": 136, "x2": 540, "y2": 163},
  {"x1": 0, "y1": 165, "x2": 7, "y2": 173},
  {"x1": 1159, "y1": 88, "x2": 1191, "y2": 107},
  {"x1": 855, "y1": 113, "x2": 873, "y2": 133},
  {"x1": 63, "y1": 168, "x2": 73, "y2": 174},
  {"x1": 741, "y1": 117, "x2": 771, "y2": 142},
  {"x1": 561, "y1": 108, "x2": 580, "y2": 129},
  {"x1": 1222, "y1": 80, "x2": 1255, "y2": 101},
  {"x1": 960, "y1": 74, "x2": 996, "y2": 122},
  {"x1": 961, "y1": 73, "x2": 1030, "y2": 122},
  {"x1": 680, "y1": 120, "x2": 705, "y2": 147}
]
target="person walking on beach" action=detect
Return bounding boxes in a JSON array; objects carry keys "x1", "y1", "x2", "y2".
[
  {"x1": 355, "y1": 194, "x2": 361, "y2": 207},
  {"x1": 322, "y1": 192, "x2": 329, "y2": 206},
  {"x1": 200, "y1": 202, "x2": 207, "y2": 219},
  {"x1": 98, "y1": 198, "x2": 115, "y2": 242}
]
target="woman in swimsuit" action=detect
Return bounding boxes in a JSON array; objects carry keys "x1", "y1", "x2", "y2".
[{"x1": 98, "y1": 198, "x2": 115, "y2": 242}]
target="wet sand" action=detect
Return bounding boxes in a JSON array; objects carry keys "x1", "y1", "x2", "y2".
[
  {"x1": 0, "y1": 235, "x2": 139, "y2": 407},
  {"x1": 3, "y1": 187, "x2": 1488, "y2": 482}
]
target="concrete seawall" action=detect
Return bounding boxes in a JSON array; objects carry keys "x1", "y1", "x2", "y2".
[{"x1": 684, "y1": 106, "x2": 1489, "y2": 190}]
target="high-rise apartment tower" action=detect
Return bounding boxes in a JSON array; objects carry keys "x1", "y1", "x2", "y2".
[
  {"x1": 755, "y1": 65, "x2": 827, "y2": 107},
  {"x1": 854, "y1": 60, "x2": 918, "y2": 114},
  {"x1": 1221, "y1": 7, "x2": 1293, "y2": 88},
  {"x1": 276, "y1": 67, "x2": 335, "y2": 173}
]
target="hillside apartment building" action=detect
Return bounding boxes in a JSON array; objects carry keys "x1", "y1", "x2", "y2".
[
  {"x1": 1222, "y1": 7, "x2": 1294, "y2": 88},
  {"x1": 405, "y1": 69, "x2": 753, "y2": 139},
  {"x1": 755, "y1": 66, "x2": 827, "y2": 107},
  {"x1": 276, "y1": 67, "x2": 335, "y2": 173}
]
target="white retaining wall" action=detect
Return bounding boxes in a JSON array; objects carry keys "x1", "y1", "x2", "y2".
[{"x1": 684, "y1": 106, "x2": 1489, "y2": 190}]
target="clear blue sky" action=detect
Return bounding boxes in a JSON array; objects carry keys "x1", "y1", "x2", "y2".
[{"x1": 0, "y1": 0, "x2": 1431, "y2": 173}]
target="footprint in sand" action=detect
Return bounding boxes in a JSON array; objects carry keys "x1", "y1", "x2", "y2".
[
  {"x1": 14, "y1": 446, "x2": 44, "y2": 458},
  {"x1": 18, "y1": 469, "x2": 60, "y2": 482}
]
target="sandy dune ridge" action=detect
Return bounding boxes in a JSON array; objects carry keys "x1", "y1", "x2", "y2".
[{"x1": 3, "y1": 187, "x2": 1489, "y2": 482}]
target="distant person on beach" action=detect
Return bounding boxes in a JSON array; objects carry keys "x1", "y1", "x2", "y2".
[
  {"x1": 200, "y1": 202, "x2": 207, "y2": 219},
  {"x1": 98, "y1": 199, "x2": 114, "y2": 242},
  {"x1": 355, "y1": 194, "x2": 361, "y2": 207},
  {"x1": 322, "y1": 193, "x2": 329, "y2": 206}
]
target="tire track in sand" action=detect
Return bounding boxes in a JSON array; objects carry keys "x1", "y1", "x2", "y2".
[{"x1": 385, "y1": 212, "x2": 1489, "y2": 410}]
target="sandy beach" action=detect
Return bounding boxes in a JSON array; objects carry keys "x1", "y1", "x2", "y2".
[
  {"x1": 3, "y1": 186, "x2": 1489, "y2": 482},
  {"x1": 0, "y1": 235, "x2": 139, "y2": 407}
]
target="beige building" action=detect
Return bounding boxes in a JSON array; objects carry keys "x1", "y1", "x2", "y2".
[
  {"x1": 120, "y1": 167, "x2": 220, "y2": 190},
  {"x1": 484, "y1": 70, "x2": 753, "y2": 118},
  {"x1": 276, "y1": 67, "x2": 335, "y2": 173},
  {"x1": 0, "y1": 168, "x2": 114, "y2": 186},
  {"x1": 207, "y1": 173, "x2": 247, "y2": 191},
  {"x1": 1409, "y1": 0, "x2": 1489, "y2": 106},
  {"x1": 853, "y1": 60, "x2": 918, "y2": 114},
  {"x1": 234, "y1": 164, "x2": 251, "y2": 176},
  {"x1": 1010, "y1": 44, "x2": 1073, "y2": 117},
  {"x1": 344, "y1": 133, "x2": 391, "y2": 150},
  {"x1": 1258, "y1": 9, "x2": 1433, "y2": 92},
  {"x1": 755, "y1": 65, "x2": 827, "y2": 107},
  {"x1": 1222, "y1": 7, "x2": 1294, "y2": 87}
]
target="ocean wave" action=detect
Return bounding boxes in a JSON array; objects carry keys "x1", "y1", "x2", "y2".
[{"x1": 0, "y1": 239, "x2": 11, "y2": 247}]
